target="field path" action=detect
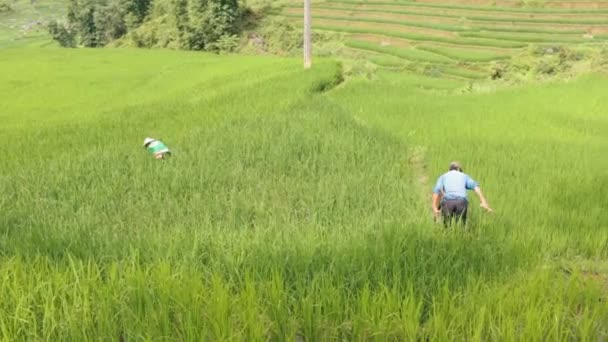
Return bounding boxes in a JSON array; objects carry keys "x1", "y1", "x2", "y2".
[{"x1": 408, "y1": 145, "x2": 432, "y2": 219}]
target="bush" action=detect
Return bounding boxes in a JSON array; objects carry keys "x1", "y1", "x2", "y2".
[
  {"x1": 535, "y1": 57, "x2": 559, "y2": 75},
  {"x1": 0, "y1": 1, "x2": 13, "y2": 13},
  {"x1": 93, "y1": 0, "x2": 127, "y2": 46},
  {"x1": 213, "y1": 34, "x2": 240, "y2": 53},
  {"x1": 489, "y1": 62, "x2": 506, "y2": 80},
  {"x1": 55, "y1": 0, "x2": 239, "y2": 50},
  {"x1": 423, "y1": 65, "x2": 443, "y2": 78},
  {"x1": 48, "y1": 21, "x2": 76, "y2": 47},
  {"x1": 125, "y1": 15, "x2": 180, "y2": 48},
  {"x1": 248, "y1": 17, "x2": 301, "y2": 55},
  {"x1": 186, "y1": 0, "x2": 240, "y2": 51}
]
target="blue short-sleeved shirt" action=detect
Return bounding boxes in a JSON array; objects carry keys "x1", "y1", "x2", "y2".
[{"x1": 433, "y1": 170, "x2": 478, "y2": 201}]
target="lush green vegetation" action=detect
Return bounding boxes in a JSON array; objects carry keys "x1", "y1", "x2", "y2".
[
  {"x1": 0, "y1": 0, "x2": 65, "y2": 48},
  {"x1": 282, "y1": 12, "x2": 470, "y2": 32},
  {"x1": 346, "y1": 40, "x2": 454, "y2": 63},
  {"x1": 439, "y1": 64, "x2": 489, "y2": 79},
  {"x1": 1, "y1": 46, "x2": 606, "y2": 340},
  {"x1": 312, "y1": 4, "x2": 608, "y2": 25},
  {"x1": 2, "y1": 0, "x2": 608, "y2": 339},
  {"x1": 47, "y1": 0, "x2": 240, "y2": 50},
  {"x1": 281, "y1": 0, "x2": 607, "y2": 78},
  {"x1": 475, "y1": 25, "x2": 587, "y2": 34},
  {"x1": 417, "y1": 44, "x2": 511, "y2": 62},
  {"x1": 365, "y1": 52, "x2": 408, "y2": 67},
  {"x1": 461, "y1": 31, "x2": 596, "y2": 44},
  {"x1": 326, "y1": 0, "x2": 608, "y2": 14},
  {"x1": 314, "y1": 24, "x2": 528, "y2": 48}
]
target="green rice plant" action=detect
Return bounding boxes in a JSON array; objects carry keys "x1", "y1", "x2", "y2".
[
  {"x1": 440, "y1": 64, "x2": 489, "y2": 79},
  {"x1": 309, "y1": 4, "x2": 608, "y2": 25},
  {"x1": 314, "y1": 24, "x2": 528, "y2": 48},
  {"x1": 0, "y1": 44, "x2": 607, "y2": 340},
  {"x1": 282, "y1": 12, "x2": 470, "y2": 32},
  {"x1": 388, "y1": 71, "x2": 467, "y2": 89},
  {"x1": 417, "y1": 44, "x2": 512, "y2": 62},
  {"x1": 346, "y1": 39, "x2": 454, "y2": 63},
  {"x1": 326, "y1": 0, "x2": 608, "y2": 14},
  {"x1": 460, "y1": 31, "x2": 592, "y2": 43},
  {"x1": 367, "y1": 53, "x2": 408, "y2": 67},
  {"x1": 0, "y1": 0, "x2": 65, "y2": 48},
  {"x1": 473, "y1": 25, "x2": 587, "y2": 35}
]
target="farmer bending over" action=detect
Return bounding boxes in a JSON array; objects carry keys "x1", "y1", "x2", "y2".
[
  {"x1": 432, "y1": 161, "x2": 492, "y2": 226},
  {"x1": 144, "y1": 137, "x2": 172, "y2": 159}
]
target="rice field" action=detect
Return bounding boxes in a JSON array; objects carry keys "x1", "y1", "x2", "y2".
[
  {"x1": 0, "y1": 0, "x2": 64, "y2": 48},
  {"x1": 1, "y1": 45, "x2": 607, "y2": 340},
  {"x1": 1, "y1": 0, "x2": 608, "y2": 339},
  {"x1": 282, "y1": 0, "x2": 608, "y2": 74}
]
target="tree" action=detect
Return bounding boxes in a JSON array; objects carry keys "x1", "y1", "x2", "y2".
[{"x1": 48, "y1": 20, "x2": 76, "y2": 47}]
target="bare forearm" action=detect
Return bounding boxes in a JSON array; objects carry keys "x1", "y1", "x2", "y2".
[
  {"x1": 432, "y1": 193, "x2": 440, "y2": 210},
  {"x1": 474, "y1": 186, "x2": 489, "y2": 206}
]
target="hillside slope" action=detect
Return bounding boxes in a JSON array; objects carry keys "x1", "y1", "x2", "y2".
[
  {"x1": 0, "y1": 0, "x2": 65, "y2": 48},
  {"x1": 1, "y1": 47, "x2": 607, "y2": 340},
  {"x1": 278, "y1": 0, "x2": 608, "y2": 81}
]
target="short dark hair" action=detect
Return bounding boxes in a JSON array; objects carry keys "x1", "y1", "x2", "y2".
[{"x1": 449, "y1": 161, "x2": 462, "y2": 171}]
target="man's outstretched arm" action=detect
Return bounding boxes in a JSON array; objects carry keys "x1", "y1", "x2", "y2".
[
  {"x1": 432, "y1": 193, "x2": 441, "y2": 217},
  {"x1": 474, "y1": 186, "x2": 493, "y2": 212},
  {"x1": 432, "y1": 177, "x2": 443, "y2": 218}
]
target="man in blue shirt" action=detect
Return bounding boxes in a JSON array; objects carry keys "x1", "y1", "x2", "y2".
[{"x1": 432, "y1": 161, "x2": 492, "y2": 226}]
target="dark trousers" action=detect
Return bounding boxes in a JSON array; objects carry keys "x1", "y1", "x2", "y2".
[{"x1": 441, "y1": 198, "x2": 468, "y2": 227}]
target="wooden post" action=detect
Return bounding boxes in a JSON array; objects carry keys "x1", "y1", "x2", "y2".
[{"x1": 303, "y1": 0, "x2": 312, "y2": 69}]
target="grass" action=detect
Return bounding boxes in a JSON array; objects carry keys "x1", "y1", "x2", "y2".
[
  {"x1": 474, "y1": 25, "x2": 587, "y2": 34},
  {"x1": 282, "y1": 12, "x2": 470, "y2": 32},
  {"x1": 0, "y1": 45, "x2": 607, "y2": 340},
  {"x1": 367, "y1": 53, "x2": 408, "y2": 67},
  {"x1": 280, "y1": 1, "x2": 606, "y2": 75},
  {"x1": 460, "y1": 31, "x2": 596, "y2": 43},
  {"x1": 417, "y1": 44, "x2": 512, "y2": 61},
  {"x1": 346, "y1": 40, "x2": 454, "y2": 63},
  {"x1": 0, "y1": 0, "x2": 65, "y2": 48},
  {"x1": 326, "y1": 0, "x2": 608, "y2": 14},
  {"x1": 314, "y1": 24, "x2": 528, "y2": 48},
  {"x1": 439, "y1": 64, "x2": 489, "y2": 79},
  {"x1": 310, "y1": 4, "x2": 608, "y2": 25},
  {"x1": 292, "y1": 12, "x2": 592, "y2": 36}
]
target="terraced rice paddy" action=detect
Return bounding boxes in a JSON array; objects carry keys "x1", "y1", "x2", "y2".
[
  {"x1": 283, "y1": 0, "x2": 608, "y2": 80},
  {"x1": 0, "y1": 0, "x2": 64, "y2": 48},
  {"x1": 1, "y1": 45, "x2": 607, "y2": 340}
]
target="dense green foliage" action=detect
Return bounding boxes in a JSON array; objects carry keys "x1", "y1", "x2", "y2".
[
  {"x1": 0, "y1": 0, "x2": 66, "y2": 48},
  {"x1": 0, "y1": 47, "x2": 607, "y2": 339},
  {"x1": 417, "y1": 44, "x2": 511, "y2": 62},
  {"x1": 49, "y1": 0, "x2": 240, "y2": 49},
  {"x1": 0, "y1": 1, "x2": 13, "y2": 13},
  {"x1": 346, "y1": 40, "x2": 453, "y2": 63}
]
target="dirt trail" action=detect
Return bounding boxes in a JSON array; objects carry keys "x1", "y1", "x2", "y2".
[{"x1": 408, "y1": 146, "x2": 432, "y2": 218}]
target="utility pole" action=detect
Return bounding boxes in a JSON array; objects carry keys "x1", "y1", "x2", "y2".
[{"x1": 303, "y1": 0, "x2": 312, "y2": 69}]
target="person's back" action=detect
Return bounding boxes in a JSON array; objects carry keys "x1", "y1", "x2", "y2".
[
  {"x1": 144, "y1": 137, "x2": 171, "y2": 160},
  {"x1": 437, "y1": 170, "x2": 477, "y2": 201},
  {"x1": 432, "y1": 162, "x2": 492, "y2": 226}
]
